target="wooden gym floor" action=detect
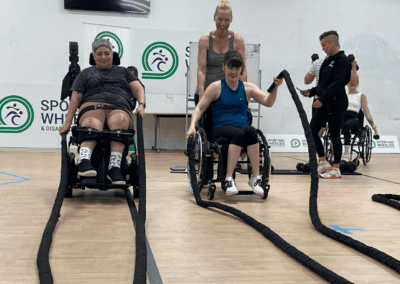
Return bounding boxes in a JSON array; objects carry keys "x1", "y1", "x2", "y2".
[{"x1": 0, "y1": 149, "x2": 399, "y2": 284}]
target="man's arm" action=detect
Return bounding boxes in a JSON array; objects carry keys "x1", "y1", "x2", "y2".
[{"x1": 304, "y1": 72, "x2": 316, "y2": 85}]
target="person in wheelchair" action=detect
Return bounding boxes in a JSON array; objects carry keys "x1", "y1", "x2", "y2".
[
  {"x1": 342, "y1": 61, "x2": 379, "y2": 161},
  {"x1": 59, "y1": 38, "x2": 146, "y2": 184},
  {"x1": 186, "y1": 50, "x2": 283, "y2": 196}
]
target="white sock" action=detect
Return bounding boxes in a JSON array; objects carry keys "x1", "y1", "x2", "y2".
[
  {"x1": 344, "y1": 145, "x2": 350, "y2": 155},
  {"x1": 77, "y1": 147, "x2": 92, "y2": 164},
  {"x1": 108, "y1": 151, "x2": 122, "y2": 170}
]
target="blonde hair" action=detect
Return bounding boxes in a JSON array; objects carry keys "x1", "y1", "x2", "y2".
[{"x1": 214, "y1": 0, "x2": 232, "y2": 17}]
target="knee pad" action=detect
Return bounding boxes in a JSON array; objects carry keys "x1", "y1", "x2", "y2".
[
  {"x1": 71, "y1": 126, "x2": 101, "y2": 144},
  {"x1": 108, "y1": 128, "x2": 134, "y2": 147}
]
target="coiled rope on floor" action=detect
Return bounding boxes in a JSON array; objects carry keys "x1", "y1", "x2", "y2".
[
  {"x1": 372, "y1": 194, "x2": 400, "y2": 211},
  {"x1": 280, "y1": 70, "x2": 400, "y2": 274},
  {"x1": 37, "y1": 115, "x2": 147, "y2": 284}
]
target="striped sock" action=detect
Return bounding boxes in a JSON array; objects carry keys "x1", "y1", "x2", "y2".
[
  {"x1": 77, "y1": 147, "x2": 92, "y2": 165},
  {"x1": 108, "y1": 151, "x2": 122, "y2": 170}
]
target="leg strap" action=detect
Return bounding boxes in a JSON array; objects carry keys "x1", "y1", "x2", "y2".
[
  {"x1": 108, "y1": 128, "x2": 135, "y2": 147},
  {"x1": 71, "y1": 126, "x2": 102, "y2": 144}
]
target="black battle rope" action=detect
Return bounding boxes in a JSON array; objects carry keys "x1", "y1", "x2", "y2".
[
  {"x1": 372, "y1": 194, "x2": 400, "y2": 211},
  {"x1": 188, "y1": 152, "x2": 351, "y2": 280},
  {"x1": 37, "y1": 134, "x2": 69, "y2": 284},
  {"x1": 131, "y1": 114, "x2": 147, "y2": 284},
  {"x1": 187, "y1": 141, "x2": 352, "y2": 283},
  {"x1": 278, "y1": 70, "x2": 400, "y2": 275},
  {"x1": 37, "y1": 117, "x2": 148, "y2": 283}
]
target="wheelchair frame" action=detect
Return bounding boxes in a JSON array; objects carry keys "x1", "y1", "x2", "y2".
[
  {"x1": 188, "y1": 124, "x2": 272, "y2": 200},
  {"x1": 323, "y1": 124, "x2": 373, "y2": 165},
  {"x1": 65, "y1": 126, "x2": 140, "y2": 197}
]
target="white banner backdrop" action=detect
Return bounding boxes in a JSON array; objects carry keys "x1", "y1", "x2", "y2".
[
  {"x1": 265, "y1": 134, "x2": 400, "y2": 154},
  {"x1": 133, "y1": 28, "x2": 260, "y2": 113},
  {"x1": 0, "y1": 83, "x2": 76, "y2": 148},
  {"x1": 1, "y1": 84, "x2": 399, "y2": 152},
  {"x1": 83, "y1": 22, "x2": 131, "y2": 69}
]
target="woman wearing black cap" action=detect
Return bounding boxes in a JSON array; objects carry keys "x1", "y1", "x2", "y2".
[
  {"x1": 187, "y1": 50, "x2": 283, "y2": 196},
  {"x1": 59, "y1": 38, "x2": 146, "y2": 184}
]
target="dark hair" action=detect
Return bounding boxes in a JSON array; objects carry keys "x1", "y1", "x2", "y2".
[
  {"x1": 319, "y1": 30, "x2": 339, "y2": 41},
  {"x1": 223, "y1": 50, "x2": 243, "y2": 68}
]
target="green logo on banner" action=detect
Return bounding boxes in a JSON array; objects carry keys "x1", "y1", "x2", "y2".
[
  {"x1": 291, "y1": 138, "x2": 301, "y2": 148},
  {"x1": 372, "y1": 140, "x2": 376, "y2": 149},
  {"x1": 95, "y1": 31, "x2": 124, "y2": 59},
  {"x1": 142, "y1": 42, "x2": 179, "y2": 79},
  {"x1": 0, "y1": 95, "x2": 34, "y2": 133}
]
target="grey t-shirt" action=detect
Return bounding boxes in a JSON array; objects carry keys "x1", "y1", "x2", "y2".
[
  {"x1": 71, "y1": 65, "x2": 138, "y2": 112},
  {"x1": 195, "y1": 31, "x2": 235, "y2": 95}
]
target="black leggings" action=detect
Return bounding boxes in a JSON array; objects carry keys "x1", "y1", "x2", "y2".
[
  {"x1": 212, "y1": 125, "x2": 258, "y2": 148},
  {"x1": 342, "y1": 111, "x2": 361, "y2": 145},
  {"x1": 310, "y1": 95, "x2": 348, "y2": 164}
]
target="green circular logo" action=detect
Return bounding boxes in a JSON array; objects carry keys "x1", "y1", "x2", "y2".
[
  {"x1": 372, "y1": 140, "x2": 376, "y2": 149},
  {"x1": 0, "y1": 95, "x2": 34, "y2": 133},
  {"x1": 291, "y1": 138, "x2": 301, "y2": 148},
  {"x1": 142, "y1": 42, "x2": 179, "y2": 80},
  {"x1": 95, "y1": 31, "x2": 124, "y2": 59}
]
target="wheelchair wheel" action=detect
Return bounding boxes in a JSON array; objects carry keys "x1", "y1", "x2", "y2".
[
  {"x1": 323, "y1": 129, "x2": 333, "y2": 162},
  {"x1": 254, "y1": 130, "x2": 271, "y2": 199},
  {"x1": 65, "y1": 152, "x2": 77, "y2": 198},
  {"x1": 361, "y1": 126, "x2": 373, "y2": 165},
  {"x1": 207, "y1": 184, "x2": 216, "y2": 200},
  {"x1": 188, "y1": 128, "x2": 208, "y2": 191}
]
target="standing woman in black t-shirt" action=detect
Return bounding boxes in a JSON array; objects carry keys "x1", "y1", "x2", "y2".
[{"x1": 299, "y1": 31, "x2": 351, "y2": 179}]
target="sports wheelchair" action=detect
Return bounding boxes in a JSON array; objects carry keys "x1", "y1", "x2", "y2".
[
  {"x1": 61, "y1": 42, "x2": 141, "y2": 198},
  {"x1": 323, "y1": 109, "x2": 373, "y2": 166},
  {"x1": 188, "y1": 108, "x2": 272, "y2": 200}
]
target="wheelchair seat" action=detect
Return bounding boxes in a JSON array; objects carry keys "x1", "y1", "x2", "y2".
[{"x1": 188, "y1": 107, "x2": 271, "y2": 200}]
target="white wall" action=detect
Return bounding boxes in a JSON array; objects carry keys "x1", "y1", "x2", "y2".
[{"x1": 1, "y1": 0, "x2": 399, "y2": 150}]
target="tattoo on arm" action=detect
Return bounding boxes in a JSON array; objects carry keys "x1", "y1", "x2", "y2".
[{"x1": 368, "y1": 119, "x2": 374, "y2": 125}]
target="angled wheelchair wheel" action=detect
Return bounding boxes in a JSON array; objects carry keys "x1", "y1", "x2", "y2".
[
  {"x1": 65, "y1": 152, "x2": 77, "y2": 198},
  {"x1": 207, "y1": 184, "x2": 216, "y2": 200},
  {"x1": 188, "y1": 128, "x2": 208, "y2": 192},
  {"x1": 361, "y1": 126, "x2": 373, "y2": 165},
  {"x1": 256, "y1": 129, "x2": 271, "y2": 199},
  {"x1": 322, "y1": 128, "x2": 333, "y2": 162}
]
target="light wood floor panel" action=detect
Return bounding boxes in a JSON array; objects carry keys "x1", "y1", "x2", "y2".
[{"x1": 0, "y1": 149, "x2": 399, "y2": 283}]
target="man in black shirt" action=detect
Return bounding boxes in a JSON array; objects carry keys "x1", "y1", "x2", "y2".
[{"x1": 300, "y1": 31, "x2": 351, "y2": 179}]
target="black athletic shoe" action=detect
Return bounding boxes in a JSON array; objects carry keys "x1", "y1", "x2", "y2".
[
  {"x1": 78, "y1": 159, "x2": 97, "y2": 177},
  {"x1": 107, "y1": 167, "x2": 126, "y2": 185}
]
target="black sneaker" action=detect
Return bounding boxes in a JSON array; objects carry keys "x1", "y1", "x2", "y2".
[
  {"x1": 78, "y1": 159, "x2": 97, "y2": 177},
  {"x1": 107, "y1": 167, "x2": 126, "y2": 185}
]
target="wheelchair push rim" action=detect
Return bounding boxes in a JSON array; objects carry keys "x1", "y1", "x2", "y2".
[
  {"x1": 187, "y1": 128, "x2": 208, "y2": 192},
  {"x1": 362, "y1": 125, "x2": 373, "y2": 165}
]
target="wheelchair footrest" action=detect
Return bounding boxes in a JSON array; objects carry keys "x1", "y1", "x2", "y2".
[
  {"x1": 77, "y1": 178, "x2": 132, "y2": 189},
  {"x1": 237, "y1": 191, "x2": 257, "y2": 195}
]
